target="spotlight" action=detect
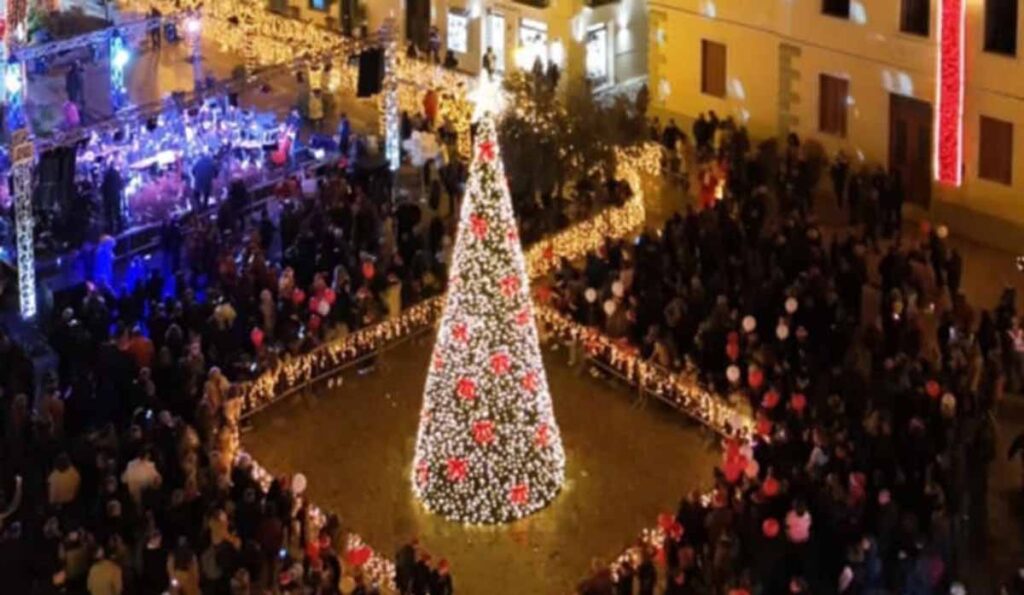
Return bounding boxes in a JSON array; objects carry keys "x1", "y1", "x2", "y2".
[
  {"x1": 184, "y1": 16, "x2": 201, "y2": 36},
  {"x1": 4, "y1": 67, "x2": 21, "y2": 94},
  {"x1": 111, "y1": 41, "x2": 131, "y2": 70}
]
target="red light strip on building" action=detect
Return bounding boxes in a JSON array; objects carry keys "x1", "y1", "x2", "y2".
[{"x1": 935, "y1": 0, "x2": 965, "y2": 186}]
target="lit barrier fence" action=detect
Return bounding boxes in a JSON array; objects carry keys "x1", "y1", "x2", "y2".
[
  {"x1": 236, "y1": 143, "x2": 658, "y2": 418},
  {"x1": 534, "y1": 304, "x2": 754, "y2": 437},
  {"x1": 224, "y1": 142, "x2": 721, "y2": 589}
]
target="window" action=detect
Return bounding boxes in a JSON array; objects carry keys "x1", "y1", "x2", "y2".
[
  {"x1": 986, "y1": 0, "x2": 1019, "y2": 56},
  {"x1": 700, "y1": 40, "x2": 726, "y2": 98},
  {"x1": 447, "y1": 11, "x2": 468, "y2": 53},
  {"x1": 979, "y1": 116, "x2": 1014, "y2": 185},
  {"x1": 900, "y1": 0, "x2": 930, "y2": 36},
  {"x1": 308, "y1": 0, "x2": 327, "y2": 11},
  {"x1": 819, "y1": 74, "x2": 849, "y2": 137},
  {"x1": 518, "y1": 18, "x2": 548, "y2": 69},
  {"x1": 585, "y1": 24, "x2": 609, "y2": 84},
  {"x1": 822, "y1": 0, "x2": 850, "y2": 18}
]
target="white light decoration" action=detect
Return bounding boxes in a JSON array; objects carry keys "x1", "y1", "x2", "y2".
[
  {"x1": 11, "y1": 147, "x2": 35, "y2": 319},
  {"x1": 379, "y1": 19, "x2": 400, "y2": 172},
  {"x1": 109, "y1": 34, "x2": 130, "y2": 109},
  {"x1": 469, "y1": 72, "x2": 505, "y2": 120},
  {"x1": 410, "y1": 115, "x2": 566, "y2": 524},
  {"x1": 4, "y1": 66, "x2": 22, "y2": 94}
]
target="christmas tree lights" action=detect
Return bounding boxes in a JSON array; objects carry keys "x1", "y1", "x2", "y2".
[{"x1": 411, "y1": 115, "x2": 565, "y2": 524}]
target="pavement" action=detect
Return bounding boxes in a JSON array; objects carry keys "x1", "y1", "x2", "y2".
[{"x1": 244, "y1": 336, "x2": 720, "y2": 594}]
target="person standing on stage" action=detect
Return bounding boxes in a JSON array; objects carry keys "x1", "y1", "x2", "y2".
[
  {"x1": 65, "y1": 61, "x2": 84, "y2": 110},
  {"x1": 100, "y1": 156, "x2": 124, "y2": 234},
  {"x1": 191, "y1": 152, "x2": 217, "y2": 211},
  {"x1": 337, "y1": 113, "x2": 351, "y2": 154},
  {"x1": 149, "y1": 7, "x2": 163, "y2": 50}
]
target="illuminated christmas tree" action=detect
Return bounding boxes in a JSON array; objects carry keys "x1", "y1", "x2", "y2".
[{"x1": 411, "y1": 114, "x2": 565, "y2": 524}]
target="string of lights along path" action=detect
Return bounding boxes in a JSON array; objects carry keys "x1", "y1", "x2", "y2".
[{"x1": 410, "y1": 113, "x2": 566, "y2": 524}]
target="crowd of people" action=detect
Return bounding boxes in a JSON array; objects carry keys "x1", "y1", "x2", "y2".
[
  {"x1": 3, "y1": 57, "x2": 1021, "y2": 594},
  {"x1": 0, "y1": 106, "x2": 469, "y2": 592},
  {"x1": 568, "y1": 127, "x2": 1009, "y2": 594}
]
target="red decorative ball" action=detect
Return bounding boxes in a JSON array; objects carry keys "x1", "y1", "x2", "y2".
[
  {"x1": 534, "y1": 422, "x2": 550, "y2": 447},
  {"x1": 361, "y1": 261, "x2": 376, "y2": 280},
  {"x1": 500, "y1": 275, "x2": 521, "y2": 298},
  {"x1": 490, "y1": 352, "x2": 511, "y2": 375},
  {"x1": 790, "y1": 393, "x2": 807, "y2": 413},
  {"x1": 762, "y1": 518, "x2": 780, "y2": 538},
  {"x1": 748, "y1": 368, "x2": 764, "y2": 389},
  {"x1": 521, "y1": 371, "x2": 539, "y2": 393},
  {"x1": 761, "y1": 390, "x2": 780, "y2": 410},
  {"x1": 445, "y1": 458, "x2": 468, "y2": 482},
  {"x1": 925, "y1": 380, "x2": 941, "y2": 399},
  {"x1": 509, "y1": 483, "x2": 529, "y2": 505},
  {"x1": 452, "y1": 323, "x2": 469, "y2": 343},
  {"x1": 478, "y1": 140, "x2": 496, "y2": 162},
  {"x1": 456, "y1": 378, "x2": 476, "y2": 401},
  {"x1": 469, "y1": 213, "x2": 489, "y2": 240},
  {"x1": 250, "y1": 327, "x2": 265, "y2": 349},
  {"x1": 472, "y1": 420, "x2": 495, "y2": 445}
]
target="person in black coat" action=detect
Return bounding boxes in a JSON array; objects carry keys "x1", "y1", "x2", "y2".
[
  {"x1": 100, "y1": 160, "x2": 124, "y2": 234},
  {"x1": 430, "y1": 559, "x2": 453, "y2": 595},
  {"x1": 394, "y1": 537, "x2": 418, "y2": 594},
  {"x1": 411, "y1": 552, "x2": 433, "y2": 595},
  {"x1": 192, "y1": 153, "x2": 217, "y2": 211},
  {"x1": 637, "y1": 550, "x2": 657, "y2": 595},
  {"x1": 615, "y1": 559, "x2": 635, "y2": 595}
]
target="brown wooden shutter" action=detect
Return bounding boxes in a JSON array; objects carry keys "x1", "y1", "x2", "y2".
[
  {"x1": 979, "y1": 115, "x2": 1014, "y2": 185},
  {"x1": 701, "y1": 40, "x2": 726, "y2": 98},
  {"x1": 819, "y1": 74, "x2": 848, "y2": 137}
]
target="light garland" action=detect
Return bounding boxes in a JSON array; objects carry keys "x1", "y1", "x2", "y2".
[
  {"x1": 524, "y1": 144, "x2": 658, "y2": 278},
  {"x1": 410, "y1": 116, "x2": 566, "y2": 524},
  {"x1": 239, "y1": 298, "x2": 444, "y2": 416},
  {"x1": 137, "y1": 0, "x2": 475, "y2": 155},
  {"x1": 379, "y1": 19, "x2": 400, "y2": 172},
  {"x1": 534, "y1": 304, "x2": 753, "y2": 436},
  {"x1": 935, "y1": 0, "x2": 965, "y2": 186},
  {"x1": 228, "y1": 141, "x2": 690, "y2": 583}
]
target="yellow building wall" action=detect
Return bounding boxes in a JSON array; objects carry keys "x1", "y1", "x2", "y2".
[{"x1": 651, "y1": 0, "x2": 1024, "y2": 251}]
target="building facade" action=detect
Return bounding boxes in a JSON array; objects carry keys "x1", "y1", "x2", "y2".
[
  {"x1": 649, "y1": 0, "x2": 1024, "y2": 251},
  {"x1": 277, "y1": 0, "x2": 648, "y2": 89}
]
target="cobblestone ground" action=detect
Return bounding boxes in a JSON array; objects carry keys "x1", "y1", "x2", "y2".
[{"x1": 244, "y1": 336, "x2": 720, "y2": 594}]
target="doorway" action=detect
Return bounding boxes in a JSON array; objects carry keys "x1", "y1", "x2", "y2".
[
  {"x1": 888, "y1": 94, "x2": 933, "y2": 207},
  {"x1": 406, "y1": 0, "x2": 431, "y2": 51},
  {"x1": 486, "y1": 12, "x2": 506, "y2": 73}
]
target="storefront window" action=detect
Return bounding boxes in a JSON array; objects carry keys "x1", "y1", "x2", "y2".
[
  {"x1": 447, "y1": 11, "x2": 469, "y2": 53},
  {"x1": 585, "y1": 24, "x2": 608, "y2": 84},
  {"x1": 518, "y1": 18, "x2": 548, "y2": 70}
]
